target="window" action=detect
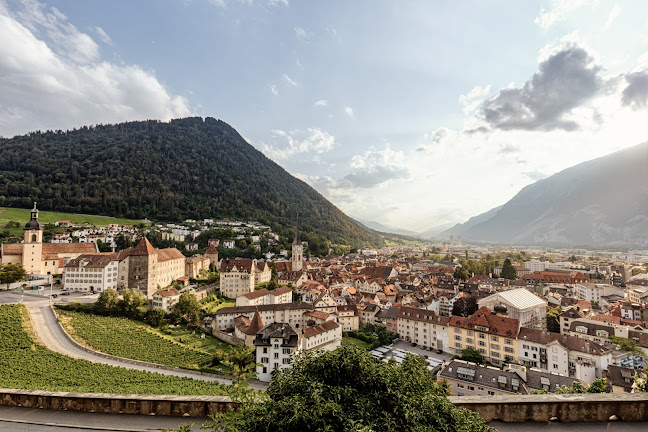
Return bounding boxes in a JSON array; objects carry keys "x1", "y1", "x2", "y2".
[
  {"x1": 468, "y1": 386, "x2": 475, "y2": 391},
  {"x1": 282, "y1": 358, "x2": 291, "y2": 364},
  {"x1": 491, "y1": 336, "x2": 499, "y2": 342},
  {"x1": 457, "y1": 383, "x2": 464, "y2": 388},
  {"x1": 478, "y1": 341, "x2": 485, "y2": 347},
  {"x1": 282, "y1": 348, "x2": 292, "y2": 355},
  {"x1": 478, "y1": 333, "x2": 485, "y2": 339},
  {"x1": 261, "y1": 357, "x2": 269, "y2": 364},
  {"x1": 455, "y1": 342, "x2": 462, "y2": 348},
  {"x1": 454, "y1": 335, "x2": 461, "y2": 341},
  {"x1": 488, "y1": 391, "x2": 495, "y2": 395}
]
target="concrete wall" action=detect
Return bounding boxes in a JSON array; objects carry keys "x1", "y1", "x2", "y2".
[
  {"x1": 450, "y1": 393, "x2": 648, "y2": 422},
  {"x1": 0, "y1": 389, "x2": 235, "y2": 417}
]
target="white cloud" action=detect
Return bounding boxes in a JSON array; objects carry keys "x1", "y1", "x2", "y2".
[
  {"x1": 294, "y1": 26, "x2": 311, "y2": 41},
  {"x1": 458, "y1": 84, "x2": 491, "y2": 114},
  {"x1": 255, "y1": 128, "x2": 335, "y2": 161},
  {"x1": 270, "y1": 84, "x2": 279, "y2": 96},
  {"x1": 283, "y1": 74, "x2": 297, "y2": 87},
  {"x1": 0, "y1": 0, "x2": 191, "y2": 138},
  {"x1": 602, "y1": 3, "x2": 621, "y2": 31},
  {"x1": 534, "y1": 0, "x2": 596, "y2": 30},
  {"x1": 208, "y1": 0, "x2": 288, "y2": 8},
  {"x1": 344, "y1": 106, "x2": 354, "y2": 118},
  {"x1": 93, "y1": 26, "x2": 111, "y2": 44},
  {"x1": 314, "y1": 99, "x2": 328, "y2": 107}
]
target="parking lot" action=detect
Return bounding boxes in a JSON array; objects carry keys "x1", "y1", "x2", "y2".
[{"x1": 369, "y1": 340, "x2": 455, "y2": 370}]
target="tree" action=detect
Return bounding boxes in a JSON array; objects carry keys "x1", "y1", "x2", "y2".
[
  {"x1": 459, "y1": 347, "x2": 483, "y2": 364},
  {"x1": 94, "y1": 289, "x2": 119, "y2": 315},
  {"x1": 534, "y1": 378, "x2": 609, "y2": 394},
  {"x1": 146, "y1": 308, "x2": 166, "y2": 327},
  {"x1": 500, "y1": 258, "x2": 517, "y2": 280},
  {"x1": 117, "y1": 288, "x2": 148, "y2": 319},
  {"x1": 0, "y1": 263, "x2": 27, "y2": 288},
  {"x1": 209, "y1": 346, "x2": 490, "y2": 432},
  {"x1": 609, "y1": 335, "x2": 647, "y2": 360},
  {"x1": 212, "y1": 345, "x2": 258, "y2": 384},
  {"x1": 453, "y1": 266, "x2": 469, "y2": 281},
  {"x1": 546, "y1": 306, "x2": 562, "y2": 333},
  {"x1": 451, "y1": 295, "x2": 478, "y2": 317},
  {"x1": 170, "y1": 292, "x2": 201, "y2": 326}
]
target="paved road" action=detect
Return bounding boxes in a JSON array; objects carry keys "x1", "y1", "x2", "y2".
[
  {"x1": 24, "y1": 303, "x2": 267, "y2": 390},
  {"x1": 489, "y1": 421, "x2": 648, "y2": 431},
  {"x1": 0, "y1": 406, "x2": 203, "y2": 431}
]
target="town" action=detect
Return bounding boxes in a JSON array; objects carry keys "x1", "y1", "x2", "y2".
[{"x1": 2, "y1": 203, "x2": 648, "y2": 395}]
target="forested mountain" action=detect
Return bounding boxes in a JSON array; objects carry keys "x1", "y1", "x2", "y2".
[{"x1": 0, "y1": 117, "x2": 385, "y2": 247}]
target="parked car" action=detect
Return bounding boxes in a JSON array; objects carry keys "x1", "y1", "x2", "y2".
[
  {"x1": 410, "y1": 343, "x2": 417, "y2": 347},
  {"x1": 436, "y1": 349, "x2": 443, "y2": 354},
  {"x1": 51, "y1": 294, "x2": 58, "y2": 298},
  {"x1": 60, "y1": 292, "x2": 70, "y2": 296}
]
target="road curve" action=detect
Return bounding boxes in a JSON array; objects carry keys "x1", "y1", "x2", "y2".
[{"x1": 26, "y1": 305, "x2": 267, "y2": 391}]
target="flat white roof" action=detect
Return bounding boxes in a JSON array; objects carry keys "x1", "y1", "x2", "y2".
[{"x1": 482, "y1": 287, "x2": 547, "y2": 309}]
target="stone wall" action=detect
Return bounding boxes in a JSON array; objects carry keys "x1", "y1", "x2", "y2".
[
  {"x1": 449, "y1": 393, "x2": 648, "y2": 422},
  {"x1": 0, "y1": 388, "x2": 235, "y2": 417}
]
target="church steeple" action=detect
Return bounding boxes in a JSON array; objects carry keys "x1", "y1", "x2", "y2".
[
  {"x1": 24, "y1": 202, "x2": 43, "y2": 243},
  {"x1": 291, "y1": 223, "x2": 303, "y2": 272}
]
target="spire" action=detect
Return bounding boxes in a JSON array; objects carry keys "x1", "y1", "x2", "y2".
[
  {"x1": 24, "y1": 201, "x2": 42, "y2": 231},
  {"x1": 293, "y1": 225, "x2": 301, "y2": 246},
  {"x1": 248, "y1": 308, "x2": 264, "y2": 334}
]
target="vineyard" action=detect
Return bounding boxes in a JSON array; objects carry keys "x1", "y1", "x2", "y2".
[
  {"x1": 57, "y1": 310, "x2": 227, "y2": 371},
  {"x1": 0, "y1": 304, "x2": 229, "y2": 395}
]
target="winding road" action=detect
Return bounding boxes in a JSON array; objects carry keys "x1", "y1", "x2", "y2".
[{"x1": 25, "y1": 303, "x2": 268, "y2": 391}]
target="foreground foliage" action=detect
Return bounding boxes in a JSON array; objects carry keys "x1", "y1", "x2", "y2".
[
  {"x1": 210, "y1": 346, "x2": 492, "y2": 432},
  {"x1": 0, "y1": 304, "x2": 229, "y2": 395}
]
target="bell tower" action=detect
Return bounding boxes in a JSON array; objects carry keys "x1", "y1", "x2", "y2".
[
  {"x1": 291, "y1": 225, "x2": 303, "y2": 272},
  {"x1": 22, "y1": 202, "x2": 43, "y2": 274}
]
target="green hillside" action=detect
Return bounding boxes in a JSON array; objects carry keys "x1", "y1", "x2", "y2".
[{"x1": 0, "y1": 117, "x2": 385, "y2": 247}]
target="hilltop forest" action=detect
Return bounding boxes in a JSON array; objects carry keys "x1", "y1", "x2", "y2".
[{"x1": 0, "y1": 117, "x2": 386, "y2": 247}]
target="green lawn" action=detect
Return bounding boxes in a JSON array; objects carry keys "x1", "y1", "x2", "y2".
[
  {"x1": 201, "y1": 297, "x2": 236, "y2": 314},
  {"x1": 0, "y1": 207, "x2": 143, "y2": 234},
  {"x1": 342, "y1": 336, "x2": 373, "y2": 350},
  {"x1": 58, "y1": 310, "x2": 233, "y2": 372},
  {"x1": 0, "y1": 304, "x2": 229, "y2": 395}
]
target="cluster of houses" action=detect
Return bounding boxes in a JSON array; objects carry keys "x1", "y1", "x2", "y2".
[{"x1": 51, "y1": 224, "x2": 137, "y2": 248}]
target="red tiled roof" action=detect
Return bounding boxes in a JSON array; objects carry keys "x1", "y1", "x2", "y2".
[
  {"x1": 449, "y1": 306, "x2": 520, "y2": 338},
  {"x1": 302, "y1": 320, "x2": 339, "y2": 338}
]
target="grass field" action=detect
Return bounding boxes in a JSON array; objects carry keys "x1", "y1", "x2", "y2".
[
  {"x1": 200, "y1": 297, "x2": 236, "y2": 314},
  {"x1": 342, "y1": 336, "x2": 373, "y2": 350},
  {"x1": 0, "y1": 207, "x2": 143, "y2": 232},
  {"x1": 0, "y1": 304, "x2": 229, "y2": 395},
  {"x1": 57, "y1": 310, "x2": 233, "y2": 372}
]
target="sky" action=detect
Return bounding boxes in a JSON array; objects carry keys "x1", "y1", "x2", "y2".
[{"x1": 2, "y1": 0, "x2": 648, "y2": 232}]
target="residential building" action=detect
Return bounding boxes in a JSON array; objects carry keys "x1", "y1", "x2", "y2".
[
  {"x1": 219, "y1": 259, "x2": 272, "y2": 298},
  {"x1": 439, "y1": 360, "x2": 582, "y2": 396},
  {"x1": 185, "y1": 255, "x2": 210, "y2": 279},
  {"x1": 448, "y1": 307, "x2": 520, "y2": 366},
  {"x1": 212, "y1": 303, "x2": 317, "y2": 332},
  {"x1": 337, "y1": 304, "x2": 360, "y2": 331},
  {"x1": 62, "y1": 253, "x2": 119, "y2": 292},
  {"x1": 235, "y1": 286, "x2": 293, "y2": 307},
  {"x1": 397, "y1": 306, "x2": 450, "y2": 351},
  {"x1": 151, "y1": 287, "x2": 182, "y2": 312}
]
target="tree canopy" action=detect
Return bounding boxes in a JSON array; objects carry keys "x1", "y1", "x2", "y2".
[
  {"x1": 217, "y1": 346, "x2": 491, "y2": 432},
  {"x1": 500, "y1": 258, "x2": 517, "y2": 280}
]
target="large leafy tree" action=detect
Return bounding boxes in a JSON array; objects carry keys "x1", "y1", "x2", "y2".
[
  {"x1": 94, "y1": 288, "x2": 120, "y2": 315},
  {"x1": 218, "y1": 346, "x2": 491, "y2": 432},
  {"x1": 500, "y1": 258, "x2": 517, "y2": 280},
  {"x1": 452, "y1": 296, "x2": 478, "y2": 317},
  {"x1": 117, "y1": 288, "x2": 148, "y2": 319},
  {"x1": 0, "y1": 263, "x2": 27, "y2": 288},
  {"x1": 170, "y1": 292, "x2": 201, "y2": 326}
]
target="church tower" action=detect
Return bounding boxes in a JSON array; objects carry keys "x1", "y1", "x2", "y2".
[
  {"x1": 22, "y1": 202, "x2": 43, "y2": 274},
  {"x1": 291, "y1": 226, "x2": 303, "y2": 272}
]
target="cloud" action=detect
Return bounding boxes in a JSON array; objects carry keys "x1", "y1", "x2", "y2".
[
  {"x1": 294, "y1": 26, "x2": 311, "y2": 41},
  {"x1": 0, "y1": 0, "x2": 191, "y2": 138},
  {"x1": 255, "y1": 128, "x2": 335, "y2": 161},
  {"x1": 208, "y1": 0, "x2": 288, "y2": 8},
  {"x1": 344, "y1": 106, "x2": 354, "y2": 118},
  {"x1": 314, "y1": 99, "x2": 328, "y2": 107},
  {"x1": 523, "y1": 170, "x2": 548, "y2": 181},
  {"x1": 534, "y1": 0, "x2": 596, "y2": 30},
  {"x1": 459, "y1": 84, "x2": 491, "y2": 114},
  {"x1": 621, "y1": 70, "x2": 648, "y2": 110},
  {"x1": 270, "y1": 84, "x2": 279, "y2": 96},
  {"x1": 602, "y1": 4, "x2": 621, "y2": 31},
  {"x1": 93, "y1": 26, "x2": 111, "y2": 44},
  {"x1": 341, "y1": 146, "x2": 409, "y2": 188},
  {"x1": 498, "y1": 143, "x2": 520, "y2": 154},
  {"x1": 479, "y1": 44, "x2": 604, "y2": 131},
  {"x1": 283, "y1": 74, "x2": 297, "y2": 87}
]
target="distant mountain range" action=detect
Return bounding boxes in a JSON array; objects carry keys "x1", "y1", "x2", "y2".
[
  {"x1": 441, "y1": 141, "x2": 648, "y2": 247},
  {"x1": 353, "y1": 217, "x2": 420, "y2": 238}
]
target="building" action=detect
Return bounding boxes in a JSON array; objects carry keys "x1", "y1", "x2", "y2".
[
  {"x1": 518, "y1": 327, "x2": 612, "y2": 383},
  {"x1": 185, "y1": 255, "x2": 210, "y2": 279},
  {"x1": 62, "y1": 253, "x2": 119, "y2": 293},
  {"x1": 291, "y1": 227, "x2": 303, "y2": 272},
  {"x1": 397, "y1": 306, "x2": 450, "y2": 351},
  {"x1": 235, "y1": 286, "x2": 293, "y2": 307},
  {"x1": 0, "y1": 203, "x2": 98, "y2": 275},
  {"x1": 116, "y1": 238, "x2": 185, "y2": 298},
  {"x1": 337, "y1": 304, "x2": 360, "y2": 331},
  {"x1": 448, "y1": 307, "x2": 520, "y2": 366},
  {"x1": 213, "y1": 303, "x2": 316, "y2": 332},
  {"x1": 478, "y1": 288, "x2": 548, "y2": 330},
  {"x1": 219, "y1": 259, "x2": 272, "y2": 298},
  {"x1": 151, "y1": 287, "x2": 182, "y2": 312},
  {"x1": 439, "y1": 360, "x2": 582, "y2": 396},
  {"x1": 254, "y1": 320, "x2": 342, "y2": 382}
]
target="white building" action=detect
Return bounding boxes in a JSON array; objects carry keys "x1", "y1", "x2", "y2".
[
  {"x1": 235, "y1": 286, "x2": 293, "y2": 307},
  {"x1": 396, "y1": 306, "x2": 450, "y2": 351},
  {"x1": 62, "y1": 253, "x2": 119, "y2": 292},
  {"x1": 151, "y1": 287, "x2": 182, "y2": 312},
  {"x1": 479, "y1": 288, "x2": 548, "y2": 330},
  {"x1": 219, "y1": 259, "x2": 272, "y2": 298},
  {"x1": 518, "y1": 327, "x2": 612, "y2": 384},
  {"x1": 254, "y1": 320, "x2": 341, "y2": 382}
]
